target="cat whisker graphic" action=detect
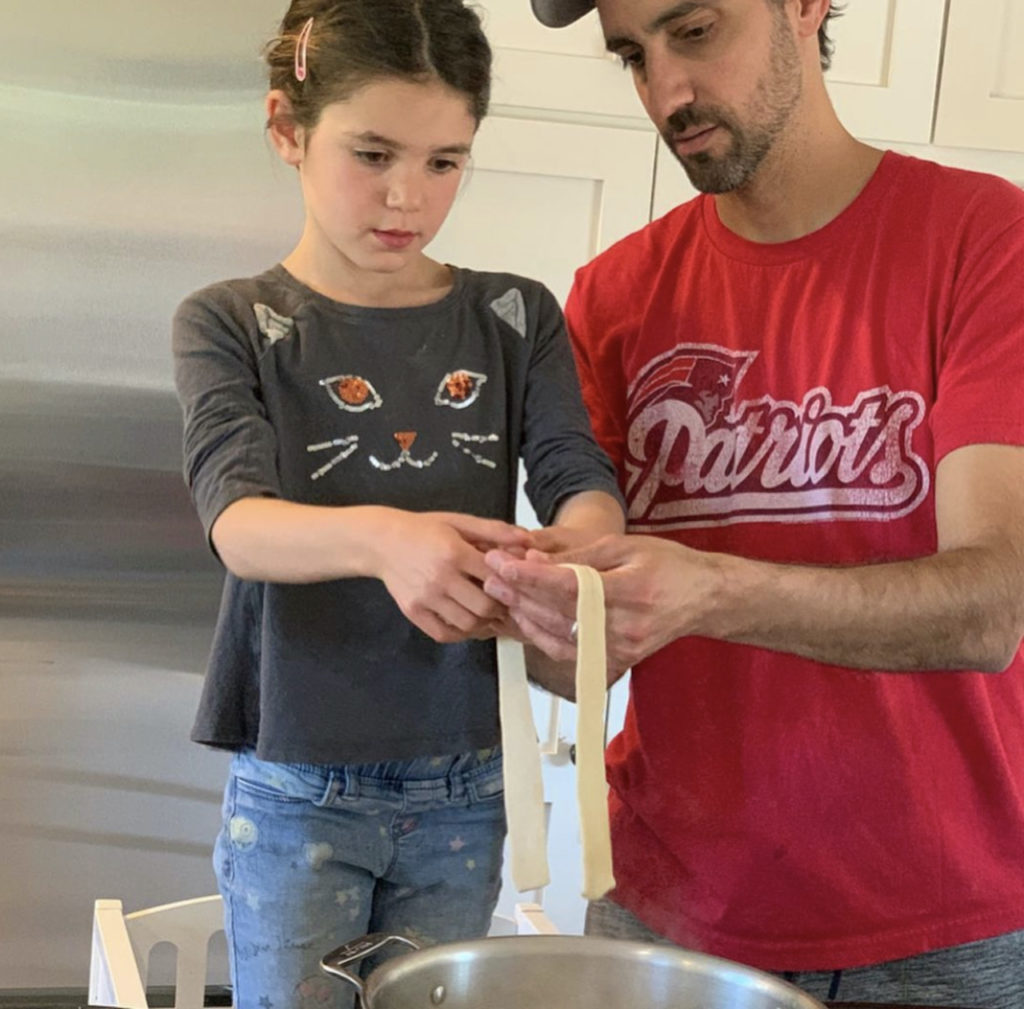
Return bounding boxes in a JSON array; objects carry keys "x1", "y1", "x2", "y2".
[
  {"x1": 307, "y1": 435, "x2": 359, "y2": 481},
  {"x1": 451, "y1": 432, "x2": 500, "y2": 469},
  {"x1": 371, "y1": 431, "x2": 439, "y2": 472}
]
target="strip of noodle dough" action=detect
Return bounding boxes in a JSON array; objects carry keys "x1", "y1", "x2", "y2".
[
  {"x1": 497, "y1": 564, "x2": 615, "y2": 899},
  {"x1": 564, "y1": 563, "x2": 616, "y2": 900}
]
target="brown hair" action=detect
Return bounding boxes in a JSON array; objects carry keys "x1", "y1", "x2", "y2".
[
  {"x1": 265, "y1": 0, "x2": 492, "y2": 131},
  {"x1": 815, "y1": 3, "x2": 843, "y2": 72}
]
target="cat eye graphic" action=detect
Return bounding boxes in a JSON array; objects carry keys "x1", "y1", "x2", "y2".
[
  {"x1": 320, "y1": 374, "x2": 383, "y2": 413},
  {"x1": 435, "y1": 370, "x2": 486, "y2": 409},
  {"x1": 307, "y1": 366, "x2": 500, "y2": 480}
]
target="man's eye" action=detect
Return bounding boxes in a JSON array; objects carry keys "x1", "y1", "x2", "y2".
[
  {"x1": 430, "y1": 158, "x2": 461, "y2": 174},
  {"x1": 675, "y1": 20, "x2": 715, "y2": 43},
  {"x1": 617, "y1": 49, "x2": 645, "y2": 70}
]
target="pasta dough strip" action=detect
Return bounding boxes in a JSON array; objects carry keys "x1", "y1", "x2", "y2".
[
  {"x1": 496, "y1": 564, "x2": 615, "y2": 900},
  {"x1": 497, "y1": 637, "x2": 550, "y2": 892},
  {"x1": 563, "y1": 563, "x2": 616, "y2": 901}
]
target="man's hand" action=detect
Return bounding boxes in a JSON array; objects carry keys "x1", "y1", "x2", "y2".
[
  {"x1": 485, "y1": 534, "x2": 712, "y2": 675},
  {"x1": 525, "y1": 524, "x2": 609, "y2": 555},
  {"x1": 489, "y1": 441, "x2": 1024, "y2": 673}
]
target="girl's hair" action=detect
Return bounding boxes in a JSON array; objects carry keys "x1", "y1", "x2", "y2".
[{"x1": 265, "y1": 0, "x2": 492, "y2": 131}]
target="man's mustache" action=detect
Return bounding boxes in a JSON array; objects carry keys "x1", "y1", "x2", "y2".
[{"x1": 663, "y1": 106, "x2": 728, "y2": 140}]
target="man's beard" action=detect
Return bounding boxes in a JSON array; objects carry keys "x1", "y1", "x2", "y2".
[{"x1": 661, "y1": 13, "x2": 802, "y2": 194}]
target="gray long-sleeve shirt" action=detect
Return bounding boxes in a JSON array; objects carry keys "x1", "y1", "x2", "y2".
[{"x1": 172, "y1": 264, "x2": 623, "y2": 763}]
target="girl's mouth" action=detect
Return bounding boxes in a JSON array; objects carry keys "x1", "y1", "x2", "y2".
[{"x1": 373, "y1": 229, "x2": 416, "y2": 250}]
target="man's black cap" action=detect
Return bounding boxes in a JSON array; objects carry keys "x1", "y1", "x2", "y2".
[{"x1": 530, "y1": 0, "x2": 597, "y2": 28}]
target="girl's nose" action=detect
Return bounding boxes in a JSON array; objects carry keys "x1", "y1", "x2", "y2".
[{"x1": 385, "y1": 172, "x2": 424, "y2": 212}]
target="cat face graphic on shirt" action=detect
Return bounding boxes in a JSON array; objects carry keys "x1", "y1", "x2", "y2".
[
  {"x1": 253, "y1": 287, "x2": 528, "y2": 485},
  {"x1": 306, "y1": 368, "x2": 499, "y2": 481}
]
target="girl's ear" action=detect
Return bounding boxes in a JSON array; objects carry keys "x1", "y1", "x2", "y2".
[{"x1": 266, "y1": 90, "x2": 305, "y2": 167}]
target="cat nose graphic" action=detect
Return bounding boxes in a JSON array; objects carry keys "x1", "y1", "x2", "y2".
[{"x1": 394, "y1": 431, "x2": 417, "y2": 452}]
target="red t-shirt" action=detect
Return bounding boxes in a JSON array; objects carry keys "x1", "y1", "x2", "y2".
[{"x1": 565, "y1": 151, "x2": 1024, "y2": 970}]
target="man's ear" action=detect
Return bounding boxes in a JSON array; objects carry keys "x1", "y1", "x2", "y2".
[
  {"x1": 266, "y1": 90, "x2": 305, "y2": 167},
  {"x1": 792, "y1": 0, "x2": 831, "y2": 47}
]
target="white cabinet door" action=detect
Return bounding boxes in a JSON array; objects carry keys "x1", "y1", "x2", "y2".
[
  {"x1": 824, "y1": 0, "x2": 947, "y2": 144},
  {"x1": 431, "y1": 115, "x2": 658, "y2": 304},
  {"x1": 934, "y1": 0, "x2": 1024, "y2": 153},
  {"x1": 650, "y1": 141, "x2": 702, "y2": 222},
  {"x1": 887, "y1": 141, "x2": 1024, "y2": 188},
  {"x1": 475, "y1": 3, "x2": 649, "y2": 123}
]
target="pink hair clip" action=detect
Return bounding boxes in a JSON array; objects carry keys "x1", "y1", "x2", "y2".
[{"x1": 295, "y1": 17, "x2": 314, "y2": 82}]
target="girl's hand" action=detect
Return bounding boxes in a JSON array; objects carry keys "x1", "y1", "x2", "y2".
[{"x1": 371, "y1": 511, "x2": 529, "y2": 643}]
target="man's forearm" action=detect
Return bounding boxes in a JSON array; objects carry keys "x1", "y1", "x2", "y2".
[{"x1": 700, "y1": 545, "x2": 1024, "y2": 672}]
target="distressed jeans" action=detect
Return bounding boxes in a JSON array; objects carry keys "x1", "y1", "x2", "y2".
[{"x1": 215, "y1": 746, "x2": 506, "y2": 1009}]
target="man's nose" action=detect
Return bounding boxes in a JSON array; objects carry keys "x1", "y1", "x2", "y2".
[{"x1": 641, "y1": 50, "x2": 697, "y2": 128}]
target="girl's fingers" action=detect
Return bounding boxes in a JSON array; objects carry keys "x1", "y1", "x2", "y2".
[
  {"x1": 439, "y1": 512, "x2": 530, "y2": 549},
  {"x1": 447, "y1": 575, "x2": 505, "y2": 622},
  {"x1": 408, "y1": 608, "x2": 465, "y2": 644}
]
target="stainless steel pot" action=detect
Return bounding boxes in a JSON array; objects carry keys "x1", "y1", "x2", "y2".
[{"x1": 321, "y1": 932, "x2": 827, "y2": 1009}]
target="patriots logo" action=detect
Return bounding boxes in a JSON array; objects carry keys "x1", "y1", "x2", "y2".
[
  {"x1": 628, "y1": 345, "x2": 754, "y2": 426},
  {"x1": 622, "y1": 343, "x2": 928, "y2": 530}
]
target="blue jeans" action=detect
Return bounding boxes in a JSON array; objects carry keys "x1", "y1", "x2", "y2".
[{"x1": 215, "y1": 747, "x2": 506, "y2": 1009}]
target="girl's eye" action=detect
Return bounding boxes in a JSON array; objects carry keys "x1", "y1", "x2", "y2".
[
  {"x1": 354, "y1": 149, "x2": 390, "y2": 166},
  {"x1": 430, "y1": 158, "x2": 462, "y2": 174}
]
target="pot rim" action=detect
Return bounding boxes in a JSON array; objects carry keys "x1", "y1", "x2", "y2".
[{"x1": 329, "y1": 933, "x2": 826, "y2": 1009}]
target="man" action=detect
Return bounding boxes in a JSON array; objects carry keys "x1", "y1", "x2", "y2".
[{"x1": 484, "y1": 1, "x2": 1024, "y2": 1004}]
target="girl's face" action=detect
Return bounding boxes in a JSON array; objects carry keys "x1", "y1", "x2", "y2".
[{"x1": 285, "y1": 78, "x2": 477, "y2": 282}]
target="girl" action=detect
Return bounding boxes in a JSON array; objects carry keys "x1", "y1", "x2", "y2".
[{"x1": 171, "y1": 1, "x2": 624, "y2": 1007}]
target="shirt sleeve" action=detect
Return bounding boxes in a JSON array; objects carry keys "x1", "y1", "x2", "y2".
[
  {"x1": 931, "y1": 200, "x2": 1024, "y2": 462},
  {"x1": 519, "y1": 284, "x2": 625, "y2": 526},
  {"x1": 172, "y1": 290, "x2": 281, "y2": 544},
  {"x1": 564, "y1": 269, "x2": 628, "y2": 473}
]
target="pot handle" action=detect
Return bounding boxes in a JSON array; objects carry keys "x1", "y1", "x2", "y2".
[{"x1": 320, "y1": 933, "x2": 421, "y2": 1000}]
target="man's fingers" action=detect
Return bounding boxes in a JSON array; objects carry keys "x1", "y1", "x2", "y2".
[
  {"x1": 484, "y1": 550, "x2": 579, "y2": 598},
  {"x1": 512, "y1": 613, "x2": 577, "y2": 664},
  {"x1": 508, "y1": 589, "x2": 575, "y2": 641},
  {"x1": 549, "y1": 534, "x2": 629, "y2": 571}
]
